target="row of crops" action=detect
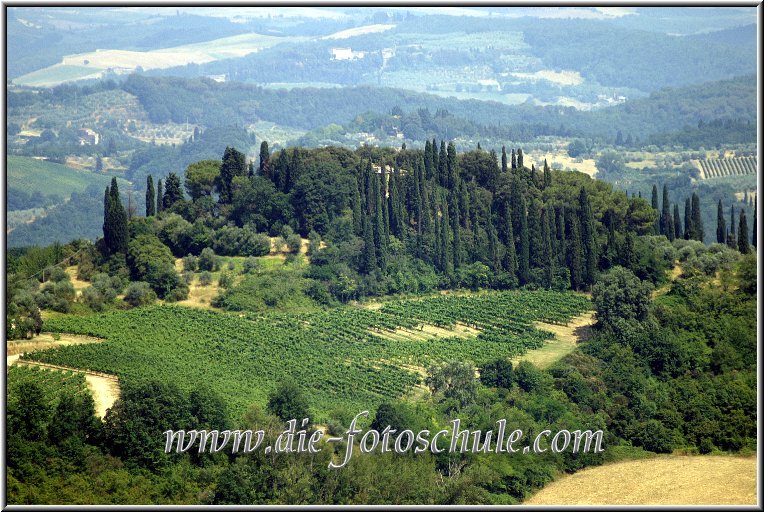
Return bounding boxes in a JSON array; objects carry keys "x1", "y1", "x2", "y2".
[
  {"x1": 29, "y1": 290, "x2": 591, "y2": 421},
  {"x1": 698, "y1": 156, "x2": 757, "y2": 179},
  {"x1": 7, "y1": 365, "x2": 89, "y2": 412}
]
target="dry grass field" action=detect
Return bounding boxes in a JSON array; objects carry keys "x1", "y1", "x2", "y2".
[{"x1": 525, "y1": 455, "x2": 757, "y2": 505}]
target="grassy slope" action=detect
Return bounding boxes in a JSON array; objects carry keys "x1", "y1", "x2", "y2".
[{"x1": 7, "y1": 156, "x2": 125, "y2": 197}]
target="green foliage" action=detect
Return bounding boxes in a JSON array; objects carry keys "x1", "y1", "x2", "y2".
[
  {"x1": 124, "y1": 281, "x2": 158, "y2": 308},
  {"x1": 267, "y1": 381, "x2": 310, "y2": 423},
  {"x1": 592, "y1": 267, "x2": 653, "y2": 328},
  {"x1": 426, "y1": 360, "x2": 478, "y2": 410}
]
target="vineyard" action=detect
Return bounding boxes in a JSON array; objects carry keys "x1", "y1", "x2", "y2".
[
  {"x1": 28, "y1": 290, "x2": 591, "y2": 421},
  {"x1": 7, "y1": 365, "x2": 90, "y2": 412},
  {"x1": 695, "y1": 156, "x2": 757, "y2": 179}
]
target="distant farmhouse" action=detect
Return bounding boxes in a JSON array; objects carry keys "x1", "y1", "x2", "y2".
[{"x1": 78, "y1": 128, "x2": 99, "y2": 145}]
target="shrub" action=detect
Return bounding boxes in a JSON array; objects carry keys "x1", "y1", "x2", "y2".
[
  {"x1": 182, "y1": 254, "x2": 198, "y2": 272},
  {"x1": 124, "y1": 282, "x2": 158, "y2": 308},
  {"x1": 199, "y1": 271, "x2": 213, "y2": 286},
  {"x1": 198, "y1": 248, "x2": 219, "y2": 272},
  {"x1": 242, "y1": 257, "x2": 260, "y2": 274}
]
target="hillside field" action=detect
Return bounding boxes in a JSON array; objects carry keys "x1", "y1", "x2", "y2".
[
  {"x1": 27, "y1": 290, "x2": 591, "y2": 421},
  {"x1": 7, "y1": 155, "x2": 126, "y2": 197},
  {"x1": 525, "y1": 455, "x2": 757, "y2": 505}
]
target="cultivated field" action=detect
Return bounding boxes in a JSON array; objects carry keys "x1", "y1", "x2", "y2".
[
  {"x1": 7, "y1": 156, "x2": 125, "y2": 197},
  {"x1": 525, "y1": 455, "x2": 757, "y2": 505},
  {"x1": 29, "y1": 290, "x2": 591, "y2": 421},
  {"x1": 14, "y1": 32, "x2": 305, "y2": 87}
]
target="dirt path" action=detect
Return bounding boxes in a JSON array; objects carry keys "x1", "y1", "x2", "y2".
[
  {"x1": 525, "y1": 455, "x2": 757, "y2": 505},
  {"x1": 7, "y1": 334, "x2": 120, "y2": 419},
  {"x1": 510, "y1": 311, "x2": 596, "y2": 369}
]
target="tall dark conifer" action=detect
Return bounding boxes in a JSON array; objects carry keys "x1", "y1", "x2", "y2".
[
  {"x1": 511, "y1": 149, "x2": 517, "y2": 170},
  {"x1": 684, "y1": 197, "x2": 691, "y2": 240},
  {"x1": 541, "y1": 207, "x2": 554, "y2": 289},
  {"x1": 502, "y1": 203, "x2": 517, "y2": 275},
  {"x1": 691, "y1": 192, "x2": 703, "y2": 242},
  {"x1": 163, "y1": 172, "x2": 183, "y2": 210},
  {"x1": 578, "y1": 187, "x2": 597, "y2": 288},
  {"x1": 738, "y1": 209, "x2": 749, "y2": 254},
  {"x1": 662, "y1": 185, "x2": 672, "y2": 240},
  {"x1": 565, "y1": 207, "x2": 584, "y2": 291},
  {"x1": 673, "y1": 204, "x2": 682, "y2": 241},
  {"x1": 716, "y1": 199, "x2": 726, "y2": 244},
  {"x1": 527, "y1": 199, "x2": 542, "y2": 268},
  {"x1": 727, "y1": 205, "x2": 737, "y2": 249},
  {"x1": 103, "y1": 178, "x2": 128, "y2": 255},
  {"x1": 518, "y1": 194, "x2": 529, "y2": 285},
  {"x1": 156, "y1": 179, "x2": 163, "y2": 214},
  {"x1": 145, "y1": 175, "x2": 155, "y2": 217},
  {"x1": 446, "y1": 142, "x2": 457, "y2": 190},
  {"x1": 218, "y1": 146, "x2": 247, "y2": 203},
  {"x1": 543, "y1": 159, "x2": 552, "y2": 188},
  {"x1": 517, "y1": 148, "x2": 524, "y2": 169},
  {"x1": 438, "y1": 141, "x2": 447, "y2": 187},
  {"x1": 501, "y1": 146, "x2": 508, "y2": 173},
  {"x1": 651, "y1": 185, "x2": 660, "y2": 235},
  {"x1": 424, "y1": 140, "x2": 433, "y2": 180},
  {"x1": 752, "y1": 205, "x2": 757, "y2": 248},
  {"x1": 259, "y1": 141, "x2": 270, "y2": 177}
]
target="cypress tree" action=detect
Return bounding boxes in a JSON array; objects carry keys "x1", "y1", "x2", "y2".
[
  {"x1": 156, "y1": 179, "x2": 163, "y2": 214},
  {"x1": 431, "y1": 138, "x2": 439, "y2": 178},
  {"x1": 716, "y1": 199, "x2": 726, "y2": 244},
  {"x1": 218, "y1": 146, "x2": 247, "y2": 203},
  {"x1": 446, "y1": 142, "x2": 457, "y2": 189},
  {"x1": 565, "y1": 207, "x2": 584, "y2": 291},
  {"x1": 511, "y1": 149, "x2": 517, "y2": 170},
  {"x1": 488, "y1": 214, "x2": 501, "y2": 272},
  {"x1": 662, "y1": 184, "x2": 672, "y2": 239},
  {"x1": 727, "y1": 205, "x2": 737, "y2": 249},
  {"x1": 102, "y1": 187, "x2": 111, "y2": 252},
  {"x1": 543, "y1": 159, "x2": 552, "y2": 188},
  {"x1": 738, "y1": 209, "x2": 749, "y2": 254},
  {"x1": 105, "y1": 177, "x2": 128, "y2": 255},
  {"x1": 259, "y1": 141, "x2": 270, "y2": 177},
  {"x1": 753, "y1": 205, "x2": 757, "y2": 248},
  {"x1": 440, "y1": 193, "x2": 453, "y2": 276},
  {"x1": 527, "y1": 199, "x2": 542, "y2": 268},
  {"x1": 501, "y1": 146, "x2": 508, "y2": 173},
  {"x1": 555, "y1": 206, "x2": 566, "y2": 268},
  {"x1": 673, "y1": 204, "x2": 682, "y2": 241},
  {"x1": 288, "y1": 148, "x2": 301, "y2": 191},
  {"x1": 578, "y1": 187, "x2": 597, "y2": 288},
  {"x1": 684, "y1": 197, "x2": 691, "y2": 240},
  {"x1": 145, "y1": 175, "x2": 155, "y2": 217},
  {"x1": 438, "y1": 141, "x2": 447, "y2": 187},
  {"x1": 451, "y1": 191, "x2": 462, "y2": 269},
  {"x1": 362, "y1": 212, "x2": 377, "y2": 274},
  {"x1": 530, "y1": 165, "x2": 538, "y2": 188},
  {"x1": 517, "y1": 148, "x2": 524, "y2": 169},
  {"x1": 691, "y1": 193, "x2": 703, "y2": 242},
  {"x1": 352, "y1": 174, "x2": 363, "y2": 236},
  {"x1": 651, "y1": 185, "x2": 660, "y2": 235},
  {"x1": 502, "y1": 202, "x2": 517, "y2": 275},
  {"x1": 373, "y1": 167, "x2": 386, "y2": 270},
  {"x1": 459, "y1": 180, "x2": 470, "y2": 230},
  {"x1": 163, "y1": 172, "x2": 183, "y2": 210},
  {"x1": 541, "y1": 207, "x2": 554, "y2": 289},
  {"x1": 620, "y1": 231, "x2": 637, "y2": 270},
  {"x1": 518, "y1": 194, "x2": 529, "y2": 285},
  {"x1": 424, "y1": 140, "x2": 433, "y2": 180},
  {"x1": 388, "y1": 167, "x2": 400, "y2": 238}
]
